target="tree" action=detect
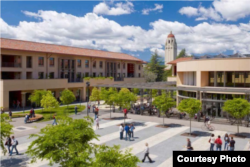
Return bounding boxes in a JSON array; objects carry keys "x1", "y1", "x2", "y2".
[
  {"x1": 92, "y1": 145, "x2": 140, "y2": 167},
  {"x1": 60, "y1": 89, "x2": 76, "y2": 109},
  {"x1": 152, "y1": 92, "x2": 175, "y2": 126},
  {"x1": 146, "y1": 50, "x2": 166, "y2": 81},
  {"x1": 152, "y1": 89, "x2": 158, "y2": 98},
  {"x1": 0, "y1": 114, "x2": 13, "y2": 155},
  {"x1": 41, "y1": 91, "x2": 59, "y2": 111},
  {"x1": 26, "y1": 117, "x2": 98, "y2": 167},
  {"x1": 29, "y1": 90, "x2": 47, "y2": 107},
  {"x1": 178, "y1": 99, "x2": 201, "y2": 135},
  {"x1": 90, "y1": 87, "x2": 101, "y2": 104},
  {"x1": 100, "y1": 87, "x2": 117, "y2": 118},
  {"x1": 132, "y1": 88, "x2": 139, "y2": 95},
  {"x1": 143, "y1": 68, "x2": 157, "y2": 82},
  {"x1": 222, "y1": 98, "x2": 250, "y2": 134},
  {"x1": 176, "y1": 49, "x2": 186, "y2": 59}
]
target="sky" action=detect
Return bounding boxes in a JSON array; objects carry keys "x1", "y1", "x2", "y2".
[{"x1": 1, "y1": 0, "x2": 250, "y2": 61}]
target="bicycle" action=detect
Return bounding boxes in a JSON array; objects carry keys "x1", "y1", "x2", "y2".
[{"x1": 201, "y1": 123, "x2": 215, "y2": 131}]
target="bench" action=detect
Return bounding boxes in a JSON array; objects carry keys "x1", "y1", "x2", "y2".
[{"x1": 27, "y1": 114, "x2": 43, "y2": 122}]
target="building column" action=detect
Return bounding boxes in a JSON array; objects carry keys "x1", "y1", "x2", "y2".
[
  {"x1": 214, "y1": 71, "x2": 217, "y2": 87},
  {"x1": 21, "y1": 92, "x2": 26, "y2": 108},
  {"x1": 223, "y1": 71, "x2": 226, "y2": 87}
]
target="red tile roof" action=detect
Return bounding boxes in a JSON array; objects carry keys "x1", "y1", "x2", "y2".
[
  {"x1": 167, "y1": 57, "x2": 193, "y2": 65},
  {"x1": 0, "y1": 38, "x2": 144, "y2": 62}
]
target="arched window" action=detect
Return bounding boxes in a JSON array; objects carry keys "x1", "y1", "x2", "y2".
[{"x1": 168, "y1": 40, "x2": 170, "y2": 43}]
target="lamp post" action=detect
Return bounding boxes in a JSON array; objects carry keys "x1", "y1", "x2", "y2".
[{"x1": 86, "y1": 82, "x2": 90, "y2": 118}]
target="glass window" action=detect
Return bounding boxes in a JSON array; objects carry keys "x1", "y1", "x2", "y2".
[
  {"x1": 117, "y1": 73, "x2": 120, "y2": 78},
  {"x1": 38, "y1": 72, "x2": 44, "y2": 79},
  {"x1": 235, "y1": 72, "x2": 244, "y2": 87},
  {"x1": 123, "y1": 73, "x2": 125, "y2": 77},
  {"x1": 49, "y1": 57, "x2": 54, "y2": 66},
  {"x1": 85, "y1": 72, "x2": 89, "y2": 77},
  {"x1": 93, "y1": 61, "x2": 96, "y2": 68},
  {"x1": 77, "y1": 72, "x2": 81, "y2": 79},
  {"x1": 138, "y1": 65, "x2": 141, "y2": 70},
  {"x1": 123, "y1": 63, "x2": 125, "y2": 69},
  {"x1": 38, "y1": 57, "x2": 44, "y2": 66},
  {"x1": 77, "y1": 60, "x2": 81, "y2": 67},
  {"x1": 99, "y1": 61, "x2": 103, "y2": 68},
  {"x1": 85, "y1": 60, "x2": 89, "y2": 68},
  {"x1": 49, "y1": 72, "x2": 54, "y2": 79},
  {"x1": 226, "y1": 72, "x2": 234, "y2": 87},
  {"x1": 118, "y1": 63, "x2": 120, "y2": 69},
  {"x1": 209, "y1": 72, "x2": 214, "y2": 86},
  {"x1": 60, "y1": 72, "x2": 64, "y2": 78},
  {"x1": 216, "y1": 72, "x2": 224, "y2": 87},
  {"x1": 245, "y1": 72, "x2": 250, "y2": 87},
  {"x1": 93, "y1": 73, "x2": 96, "y2": 77},
  {"x1": 65, "y1": 60, "x2": 69, "y2": 68}
]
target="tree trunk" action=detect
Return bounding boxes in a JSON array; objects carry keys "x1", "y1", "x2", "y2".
[
  {"x1": 190, "y1": 118, "x2": 191, "y2": 136},
  {"x1": 110, "y1": 105, "x2": 111, "y2": 118}
]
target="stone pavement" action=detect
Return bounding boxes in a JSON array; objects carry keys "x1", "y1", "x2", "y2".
[{"x1": 1, "y1": 104, "x2": 250, "y2": 167}]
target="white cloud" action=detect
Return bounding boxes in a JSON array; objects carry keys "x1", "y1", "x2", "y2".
[
  {"x1": 179, "y1": 0, "x2": 250, "y2": 22},
  {"x1": 93, "y1": 2, "x2": 134, "y2": 16},
  {"x1": 179, "y1": 6, "x2": 222, "y2": 21},
  {"x1": 150, "y1": 48, "x2": 165, "y2": 57},
  {"x1": 142, "y1": 4, "x2": 163, "y2": 15},
  {"x1": 213, "y1": 0, "x2": 250, "y2": 21},
  {"x1": 1, "y1": 10, "x2": 250, "y2": 58}
]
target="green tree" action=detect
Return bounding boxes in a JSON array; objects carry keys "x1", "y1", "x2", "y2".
[
  {"x1": 152, "y1": 92, "x2": 175, "y2": 126},
  {"x1": 132, "y1": 88, "x2": 139, "y2": 95},
  {"x1": 222, "y1": 98, "x2": 250, "y2": 134},
  {"x1": 176, "y1": 49, "x2": 186, "y2": 59},
  {"x1": 100, "y1": 87, "x2": 117, "y2": 118},
  {"x1": 143, "y1": 68, "x2": 157, "y2": 82},
  {"x1": 178, "y1": 99, "x2": 201, "y2": 135},
  {"x1": 92, "y1": 145, "x2": 140, "y2": 167},
  {"x1": 26, "y1": 117, "x2": 98, "y2": 167},
  {"x1": 146, "y1": 50, "x2": 166, "y2": 81},
  {"x1": 90, "y1": 87, "x2": 101, "y2": 104},
  {"x1": 41, "y1": 91, "x2": 59, "y2": 111},
  {"x1": 152, "y1": 89, "x2": 158, "y2": 98},
  {"x1": 60, "y1": 89, "x2": 76, "y2": 109},
  {"x1": 0, "y1": 114, "x2": 13, "y2": 155},
  {"x1": 29, "y1": 90, "x2": 47, "y2": 107}
]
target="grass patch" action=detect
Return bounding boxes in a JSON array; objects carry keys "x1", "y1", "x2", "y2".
[{"x1": 3, "y1": 105, "x2": 85, "y2": 122}]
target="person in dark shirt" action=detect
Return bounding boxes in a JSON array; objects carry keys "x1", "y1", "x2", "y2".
[
  {"x1": 186, "y1": 138, "x2": 193, "y2": 151},
  {"x1": 124, "y1": 124, "x2": 130, "y2": 141},
  {"x1": 229, "y1": 137, "x2": 235, "y2": 151}
]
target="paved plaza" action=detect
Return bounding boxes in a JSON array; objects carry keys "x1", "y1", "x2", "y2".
[{"x1": 1, "y1": 105, "x2": 250, "y2": 167}]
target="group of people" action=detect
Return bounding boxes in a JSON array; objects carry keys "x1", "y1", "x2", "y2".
[
  {"x1": 5, "y1": 136, "x2": 18, "y2": 156},
  {"x1": 24, "y1": 108, "x2": 35, "y2": 123},
  {"x1": 209, "y1": 133, "x2": 236, "y2": 151},
  {"x1": 119, "y1": 123, "x2": 135, "y2": 141},
  {"x1": 12, "y1": 100, "x2": 21, "y2": 109}
]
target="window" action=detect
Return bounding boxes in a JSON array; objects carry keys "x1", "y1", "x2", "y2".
[
  {"x1": 93, "y1": 73, "x2": 96, "y2": 77},
  {"x1": 60, "y1": 72, "x2": 64, "y2": 78},
  {"x1": 209, "y1": 72, "x2": 214, "y2": 86},
  {"x1": 38, "y1": 57, "x2": 44, "y2": 66},
  {"x1": 38, "y1": 72, "x2": 44, "y2": 79},
  {"x1": 168, "y1": 40, "x2": 170, "y2": 43},
  {"x1": 93, "y1": 61, "x2": 96, "y2": 68},
  {"x1": 117, "y1": 73, "x2": 120, "y2": 78},
  {"x1": 235, "y1": 72, "x2": 239, "y2": 78},
  {"x1": 107, "y1": 73, "x2": 109, "y2": 77},
  {"x1": 99, "y1": 61, "x2": 103, "y2": 68},
  {"x1": 77, "y1": 60, "x2": 81, "y2": 67},
  {"x1": 72, "y1": 60, "x2": 75, "y2": 68},
  {"x1": 26, "y1": 56, "x2": 32, "y2": 68},
  {"x1": 85, "y1": 60, "x2": 89, "y2": 68},
  {"x1": 49, "y1": 72, "x2": 54, "y2": 79},
  {"x1": 99, "y1": 73, "x2": 103, "y2": 77},
  {"x1": 138, "y1": 73, "x2": 141, "y2": 77},
  {"x1": 65, "y1": 60, "x2": 69, "y2": 68},
  {"x1": 123, "y1": 63, "x2": 125, "y2": 69},
  {"x1": 49, "y1": 57, "x2": 54, "y2": 66},
  {"x1": 138, "y1": 65, "x2": 141, "y2": 70},
  {"x1": 118, "y1": 63, "x2": 120, "y2": 69},
  {"x1": 77, "y1": 72, "x2": 81, "y2": 79},
  {"x1": 85, "y1": 72, "x2": 89, "y2": 77},
  {"x1": 123, "y1": 73, "x2": 125, "y2": 78}
]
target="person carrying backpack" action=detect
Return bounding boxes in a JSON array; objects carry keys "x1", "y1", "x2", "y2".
[
  {"x1": 215, "y1": 135, "x2": 222, "y2": 151},
  {"x1": 9, "y1": 136, "x2": 18, "y2": 156},
  {"x1": 5, "y1": 136, "x2": 12, "y2": 154}
]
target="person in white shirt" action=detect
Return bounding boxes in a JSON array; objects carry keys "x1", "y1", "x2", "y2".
[
  {"x1": 96, "y1": 117, "x2": 99, "y2": 130},
  {"x1": 209, "y1": 134, "x2": 216, "y2": 151},
  {"x1": 119, "y1": 124, "x2": 124, "y2": 140},
  {"x1": 142, "y1": 143, "x2": 153, "y2": 163},
  {"x1": 9, "y1": 136, "x2": 18, "y2": 156}
]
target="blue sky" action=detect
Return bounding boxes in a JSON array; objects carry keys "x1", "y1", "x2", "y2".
[{"x1": 1, "y1": 0, "x2": 250, "y2": 61}]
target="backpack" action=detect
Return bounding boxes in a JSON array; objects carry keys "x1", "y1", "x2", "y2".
[{"x1": 16, "y1": 140, "x2": 18, "y2": 145}]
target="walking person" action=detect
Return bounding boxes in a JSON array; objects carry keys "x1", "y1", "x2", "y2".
[
  {"x1": 52, "y1": 114, "x2": 57, "y2": 126},
  {"x1": 95, "y1": 116, "x2": 99, "y2": 130},
  {"x1": 92, "y1": 104, "x2": 96, "y2": 113},
  {"x1": 75, "y1": 105, "x2": 78, "y2": 115},
  {"x1": 9, "y1": 136, "x2": 18, "y2": 156},
  {"x1": 224, "y1": 133, "x2": 230, "y2": 151},
  {"x1": 9, "y1": 110, "x2": 12, "y2": 121},
  {"x1": 94, "y1": 107, "x2": 99, "y2": 120},
  {"x1": 5, "y1": 136, "x2": 12, "y2": 154},
  {"x1": 16, "y1": 100, "x2": 20, "y2": 109},
  {"x1": 215, "y1": 135, "x2": 222, "y2": 151},
  {"x1": 123, "y1": 108, "x2": 128, "y2": 118},
  {"x1": 141, "y1": 143, "x2": 153, "y2": 163},
  {"x1": 209, "y1": 134, "x2": 216, "y2": 151},
  {"x1": 119, "y1": 124, "x2": 124, "y2": 140},
  {"x1": 29, "y1": 109, "x2": 33, "y2": 118},
  {"x1": 24, "y1": 114, "x2": 29, "y2": 124},
  {"x1": 13, "y1": 100, "x2": 16, "y2": 108},
  {"x1": 229, "y1": 137, "x2": 235, "y2": 151},
  {"x1": 186, "y1": 138, "x2": 193, "y2": 151},
  {"x1": 130, "y1": 124, "x2": 135, "y2": 139},
  {"x1": 87, "y1": 103, "x2": 91, "y2": 113},
  {"x1": 124, "y1": 124, "x2": 130, "y2": 141}
]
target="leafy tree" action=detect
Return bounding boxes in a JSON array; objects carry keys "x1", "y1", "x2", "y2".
[
  {"x1": 29, "y1": 90, "x2": 47, "y2": 107},
  {"x1": 41, "y1": 91, "x2": 59, "y2": 111},
  {"x1": 146, "y1": 50, "x2": 166, "y2": 81},
  {"x1": 60, "y1": 89, "x2": 76, "y2": 109},
  {"x1": 176, "y1": 49, "x2": 186, "y2": 59},
  {"x1": 222, "y1": 98, "x2": 250, "y2": 134},
  {"x1": 26, "y1": 117, "x2": 98, "y2": 167},
  {"x1": 152, "y1": 89, "x2": 158, "y2": 98},
  {"x1": 143, "y1": 68, "x2": 157, "y2": 82},
  {"x1": 90, "y1": 87, "x2": 101, "y2": 104},
  {"x1": 152, "y1": 92, "x2": 175, "y2": 126},
  {"x1": 132, "y1": 88, "x2": 139, "y2": 95},
  {"x1": 178, "y1": 99, "x2": 201, "y2": 135},
  {"x1": 0, "y1": 114, "x2": 13, "y2": 155},
  {"x1": 100, "y1": 87, "x2": 117, "y2": 118},
  {"x1": 92, "y1": 145, "x2": 140, "y2": 167}
]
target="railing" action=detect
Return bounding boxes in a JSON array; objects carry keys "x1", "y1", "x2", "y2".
[{"x1": 2, "y1": 62, "x2": 21, "y2": 67}]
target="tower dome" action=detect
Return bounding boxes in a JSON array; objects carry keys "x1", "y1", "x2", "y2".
[{"x1": 168, "y1": 31, "x2": 175, "y2": 38}]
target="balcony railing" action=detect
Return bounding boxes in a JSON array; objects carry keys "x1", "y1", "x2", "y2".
[{"x1": 2, "y1": 62, "x2": 21, "y2": 68}]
